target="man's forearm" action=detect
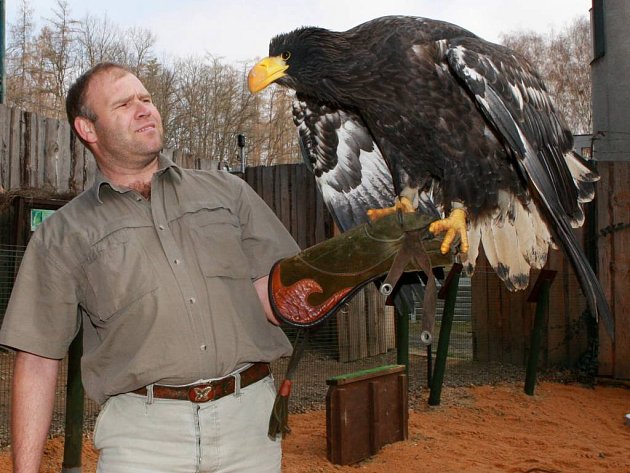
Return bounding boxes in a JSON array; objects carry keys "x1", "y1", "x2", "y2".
[
  {"x1": 254, "y1": 275, "x2": 280, "y2": 325},
  {"x1": 11, "y1": 351, "x2": 59, "y2": 473}
]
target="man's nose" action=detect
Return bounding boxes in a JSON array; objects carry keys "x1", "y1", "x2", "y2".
[{"x1": 135, "y1": 100, "x2": 152, "y2": 118}]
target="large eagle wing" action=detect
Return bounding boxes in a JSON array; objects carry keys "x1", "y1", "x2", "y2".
[
  {"x1": 444, "y1": 37, "x2": 612, "y2": 333},
  {"x1": 445, "y1": 37, "x2": 589, "y2": 222},
  {"x1": 292, "y1": 97, "x2": 397, "y2": 231},
  {"x1": 292, "y1": 97, "x2": 441, "y2": 318}
]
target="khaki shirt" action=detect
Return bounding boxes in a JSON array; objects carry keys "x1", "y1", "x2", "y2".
[{"x1": 0, "y1": 157, "x2": 299, "y2": 404}]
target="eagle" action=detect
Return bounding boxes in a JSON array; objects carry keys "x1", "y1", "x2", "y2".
[{"x1": 247, "y1": 15, "x2": 613, "y2": 338}]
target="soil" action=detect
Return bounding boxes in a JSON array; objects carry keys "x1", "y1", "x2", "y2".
[{"x1": 0, "y1": 381, "x2": 628, "y2": 472}]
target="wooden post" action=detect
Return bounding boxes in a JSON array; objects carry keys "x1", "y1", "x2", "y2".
[
  {"x1": 524, "y1": 270, "x2": 557, "y2": 396},
  {"x1": 428, "y1": 264, "x2": 462, "y2": 406},
  {"x1": 395, "y1": 304, "x2": 409, "y2": 374},
  {"x1": 62, "y1": 325, "x2": 84, "y2": 473}
]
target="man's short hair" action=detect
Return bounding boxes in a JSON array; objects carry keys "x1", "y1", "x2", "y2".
[{"x1": 65, "y1": 62, "x2": 132, "y2": 143}]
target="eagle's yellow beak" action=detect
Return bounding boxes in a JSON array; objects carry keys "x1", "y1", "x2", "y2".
[{"x1": 248, "y1": 56, "x2": 288, "y2": 93}]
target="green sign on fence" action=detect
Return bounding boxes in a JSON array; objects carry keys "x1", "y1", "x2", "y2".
[{"x1": 30, "y1": 209, "x2": 56, "y2": 231}]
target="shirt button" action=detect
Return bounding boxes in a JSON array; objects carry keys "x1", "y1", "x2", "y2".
[
  {"x1": 158, "y1": 224, "x2": 165, "y2": 231},
  {"x1": 189, "y1": 297, "x2": 196, "y2": 304},
  {"x1": 174, "y1": 259, "x2": 181, "y2": 265},
  {"x1": 200, "y1": 344, "x2": 207, "y2": 351}
]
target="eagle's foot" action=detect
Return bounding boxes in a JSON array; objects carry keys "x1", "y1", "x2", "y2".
[
  {"x1": 429, "y1": 208, "x2": 469, "y2": 255},
  {"x1": 367, "y1": 197, "x2": 415, "y2": 221}
]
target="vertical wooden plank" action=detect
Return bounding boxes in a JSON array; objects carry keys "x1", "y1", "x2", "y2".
[
  {"x1": 376, "y1": 289, "x2": 388, "y2": 354},
  {"x1": 44, "y1": 117, "x2": 61, "y2": 190},
  {"x1": 314, "y1": 182, "x2": 327, "y2": 244},
  {"x1": 337, "y1": 306, "x2": 350, "y2": 363},
  {"x1": 0, "y1": 105, "x2": 10, "y2": 190},
  {"x1": 506, "y1": 282, "x2": 527, "y2": 365},
  {"x1": 24, "y1": 111, "x2": 36, "y2": 187},
  {"x1": 272, "y1": 165, "x2": 282, "y2": 221},
  {"x1": 384, "y1": 305, "x2": 396, "y2": 351},
  {"x1": 304, "y1": 171, "x2": 316, "y2": 248},
  {"x1": 612, "y1": 163, "x2": 630, "y2": 379},
  {"x1": 279, "y1": 166, "x2": 291, "y2": 233},
  {"x1": 471, "y1": 251, "x2": 489, "y2": 361},
  {"x1": 57, "y1": 121, "x2": 72, "y2": 192},
  {"x1": 347, "y1": 290, "x2": 365, "y2": 361},
  {"x1": 596, "y1": 163, "x2": 614, "y2": 375},
  {"x1": 36, "y1": 114, "x2": 46, "y2": 188},
  {"x1": 368, "y1": 286, "x2": 384, "y2": 357},
  {"x1": 9, "y1": 107, "x2": 22, "y2": 190},
  {"x1": 69, "y1": 133, "x2": 85, "y2": 193},
  {"x1": 488, "y1": 268, "x2": 504, "y2": 363},
  {"x1": 546, "y1": 254, "x2": 566, "y2": 367},
  {"x1": 261, "y1": 166, "x2": 274, "y2": 209},
  {"x1": 289, "y1": 165, "x2": 299, "y2": 247},
  {"x1": 294, "y1": 165, "x2": 307, "y2": 248}
]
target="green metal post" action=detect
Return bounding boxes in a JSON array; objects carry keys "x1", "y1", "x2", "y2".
[
  {"x1": 62, "y1": 326, "x2": 84, "y2": 473},
  {"x1": 428, "y1": 268, "x2": 461, "y2": 406},
  {"x1": 396, "y1": 305, "x2": 410, "y2": 375},
  {"x1": 524, "y1": 280, "x2": 550, "y2": 396}
]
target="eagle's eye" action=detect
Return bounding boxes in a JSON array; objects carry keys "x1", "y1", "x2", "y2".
[{"x1": 281, "y1": 51, "x2": 291, "y2": 61}]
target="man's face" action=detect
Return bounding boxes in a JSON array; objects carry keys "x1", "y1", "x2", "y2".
[{"x1": 84, "y1": 69, "x2": 164, "y2": 167}]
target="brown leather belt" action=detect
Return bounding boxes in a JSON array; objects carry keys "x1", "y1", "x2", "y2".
[{"x1": 132, "y1": 362, "x2": 270, "y2": 403}]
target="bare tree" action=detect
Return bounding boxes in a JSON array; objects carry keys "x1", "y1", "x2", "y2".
[
  {"x1": 141, "y1": 58, "x2": 178, "y2": 147},
  {"x1": 6, "y1": 0, "x2": 35, "y2": 109},
  {"x1": 500, "y1": 16, "x2": 592, "y2": 133},
  {"x1": 40, "y1": 0, "x2": 80, "y2": 117},
  {"x1": 76, "y1": 13, "x2": 126, "y2": 69}
]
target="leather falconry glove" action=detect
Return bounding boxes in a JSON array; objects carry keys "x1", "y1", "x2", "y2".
[{"x1": 267, "y1": 211, "x2": 453, "y2": 439}]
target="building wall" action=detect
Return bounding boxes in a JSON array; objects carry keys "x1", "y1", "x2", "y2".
[{"x1": 590, "y1": 0, "x2": 630, "y2": 162}]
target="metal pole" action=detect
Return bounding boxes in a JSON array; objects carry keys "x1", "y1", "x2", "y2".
[
  {"x1": 428, "y1": 268, "x2": 461, "y2": 406},
  {"x1": 426, "y1": 344, "x2": 432, "y2": 388},
  {"x1": 62, "y1": 326, "x2": 84, "y2": 473},
  {"x1": 524, "y1": 280, "x2": 550, "y2": 396},
  {"x1": 0, "y1": 0, "x2": 6, "y2": 104},
  {"x1": 237, "y1": 133, "x2": 246, "y2": 173}
]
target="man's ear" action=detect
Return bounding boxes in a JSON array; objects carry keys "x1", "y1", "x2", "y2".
[{"x1": 74, "y1": 116, "x2": 97, "y2": 144}]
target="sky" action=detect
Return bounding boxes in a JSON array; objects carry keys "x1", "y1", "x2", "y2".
[{"x1": 7, "y1": 0, "x2": 592, "y2": 63}]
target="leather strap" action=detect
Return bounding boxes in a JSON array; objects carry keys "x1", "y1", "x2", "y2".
[{"x1": 132, "y1": 362, "x2": 270, "y2": 403}]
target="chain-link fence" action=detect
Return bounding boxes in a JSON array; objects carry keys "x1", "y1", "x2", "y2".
[{"x1": 0, "y1": 241, "x2": 476, "y2": 446}]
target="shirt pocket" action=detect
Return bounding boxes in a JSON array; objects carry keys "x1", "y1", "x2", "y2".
[
  {"x1": 190, "y1": 207, "x2": 252, "y2": 279},
  {"x1": 83, "y1": 228, "x2": 158, "y2": 321}
]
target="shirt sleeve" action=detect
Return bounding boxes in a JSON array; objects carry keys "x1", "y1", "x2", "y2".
[
  {"x1": 0, "y1": 238, "x2": 81, "y2": 359},
  {"x1": 236, "y1": 179, "x2": 301, "y2": 280}
]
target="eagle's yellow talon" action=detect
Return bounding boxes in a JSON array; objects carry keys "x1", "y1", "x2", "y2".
[
  {"x1": 429, "y1": 208, "x2": 469, "y2": 255},
  {"x1": 367, "y1": 196, "x2": 415, "y2": 221}
]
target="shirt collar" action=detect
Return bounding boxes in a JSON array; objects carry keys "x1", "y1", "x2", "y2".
[{"x1": 90, "y1": 153, "x2": 183, "y2": 204}]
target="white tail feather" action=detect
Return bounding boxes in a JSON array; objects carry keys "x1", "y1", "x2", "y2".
[{"x1": 460, "y1": 191, "x2": 554, "y2": 291}]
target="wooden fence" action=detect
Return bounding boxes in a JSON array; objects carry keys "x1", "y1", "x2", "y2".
[
  {"x1": 596, "y1": 162, "x2": 630, "y2": 379},
  {"x1": 243, "y1": 164, "x2": 396, "y2": 361},
  {"x1": 0, "y1": 103, "x2": 628, "y2": 375}
]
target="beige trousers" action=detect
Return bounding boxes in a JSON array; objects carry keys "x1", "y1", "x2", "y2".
[{"x1": 94, "y1": 376, "x2": 281, "y2": 472}]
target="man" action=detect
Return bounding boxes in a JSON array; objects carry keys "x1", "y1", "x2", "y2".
[{"x1": 0, "y1": 62, "x2": 300, "y2": 472}]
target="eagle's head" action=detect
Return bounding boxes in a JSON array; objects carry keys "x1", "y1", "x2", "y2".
[{"x1": 248, "y1": 26, "x2": 366, "y2": 105}]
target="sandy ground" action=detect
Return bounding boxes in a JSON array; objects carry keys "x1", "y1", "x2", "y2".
[{"x1": 0, "y1": 381, "x2": 628, "y2": 472}]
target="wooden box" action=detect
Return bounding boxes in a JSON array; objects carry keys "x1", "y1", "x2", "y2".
[{"x1": 326, "y1": 364, "x2": 408, "y2": 465}]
